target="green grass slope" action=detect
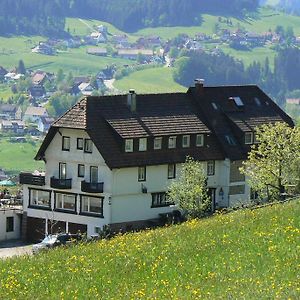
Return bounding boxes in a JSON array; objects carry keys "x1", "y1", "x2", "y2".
[
  {"x1": 114, "y1": 67, "x2": 186, "y2": 93},
  {"x1": 0, "y1": 139, "x2": 43, "y2": 174},
  {"x1": 0, "y1": 200, "x2": 299, "y2": 299}
]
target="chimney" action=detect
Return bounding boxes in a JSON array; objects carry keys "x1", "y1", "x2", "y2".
[
  {"x1": 127, "y1": 89, "x2": 136, "y2": 112},
  {"x1": 194, "y1": 78, "x2": 205, "y2": 95}
]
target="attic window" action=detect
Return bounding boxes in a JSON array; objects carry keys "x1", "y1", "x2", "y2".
[
  {"x1": 168, "y1": 136, "x2": 176, "y2": 149},
  {"x1": 225, "y1": 135, "x2": 237, "y2": 146},
  {"x1": 196, "y1": 134, "x2": 204, "y2": 147},
  {"x1": 245, "y1": 132, "x2": 253, "y2": 145},
  {"x1": 154, "y1": 137, "x2": 162, "y2": 150},
  {"x1": 232, "y1": 97, "x2": 244, "y2": 107},
  {"x1": 212, "y1": 102, "x2": 218, "y2": 110},
  {"x1": 139, "y1": 138, "x2": 147, "y2": 151},
  {"x1": 254, "y1": 97, "x2": 261, "y2": 106},
  {"x1": 125, "y1": 139, "x2": 133, "y2": 152}
]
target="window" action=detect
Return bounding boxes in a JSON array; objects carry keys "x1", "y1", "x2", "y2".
[
  {"x1": 6, "y1": 217, "x2": 14, "y2": 232},
  {"x1": 225, "y1": 135, "x2": 236, "y2": 146},
  {"x1": 77, "y1": 138, "x2": 83, "y2": 150},
  {"x1": 168, "y1": 136, "x2": 176, "y2": 149},
  {"x1": 212, "y1": 102, "x2": 218, "y2": 110},
  {"x1": 125, "y1": 139, "x2": 133, "y2": 152},
  {"x1": 84, "y1": 139, "x2": 93, "y2": 153},
  {"x1": 207, "y1": 160, "x2": 215, "y2": 176},
  {"x1": 182, "y1": 135, "x2": 190, "y2": 148},
  {"x1": 232, "y1": 96, "x2": 244, "y2": 107},
  {"x1": 55, "y1": 192, "x2": 76, "y2": 212},
  {"x1": 138, "y1": 166, "x2": 146, "y2": 182},
  {"x1": 245, "y1": 132, "x2": 253, "y2": 145},
  {"x1": 168, "y1": 164, "x2": 176, "y2": 179},
  {"x1": 229, "y1": 185, "x2": 245, "y2": 195},
  {"x1": 139, "y1": 138, "x2": 147, "y2": 151},
  {"x1": 151, "y1": 192, "x2": 173, "y2": 208},
  {"x1": 62, "y1": 136, "x2": 70, "y2": 151},
  {"x1": 254, "y1": 97, "x2": 261, "y2": 106},
  {"x1": 59, "y1": 163, "x2": 67, "y2": 179},
  {"x1": 230, "y1": 161, "x2": 245, "y2": 182},
  {"x1": 78, "y1": 164, "x2": 85, "y2": 177},
  {"x1": 29, "y1": 188, "x2": 51, "y2": 209},
  {"x1": 196, "y1": 134, "x2": 204, "y2": 147},
  {"x1": 90, "y1": 166, "x2": 98, "y2": 183},
  {"x1": 80, "y1": 195, "x2": 103, "y2": 216},
  {"x1": 154, "y1": 137, "x2": 162, "y2": 150}
]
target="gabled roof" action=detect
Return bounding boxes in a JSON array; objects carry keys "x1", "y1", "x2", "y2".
[
  {"x1": 24, "y1": 106, "x2": 48, "y2": 116},
  {"x1": 35, "y1": 85, "x2": 294, "y2": 169}
]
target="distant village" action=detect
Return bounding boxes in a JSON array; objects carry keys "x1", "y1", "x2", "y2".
[{"x1": 1, "y1": 21, "x2": 300, "y2": 143}]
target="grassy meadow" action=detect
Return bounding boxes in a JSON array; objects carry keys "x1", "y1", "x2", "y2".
[
  {"x1": 0, "y1": 139, "x2": 43, "y2": 174},
  {"x1": 114, "y1": 67, "x2": 186, "y2": 93},
  {"x1": 0, "y1": 200, "x2": 299, "y2": 299}
]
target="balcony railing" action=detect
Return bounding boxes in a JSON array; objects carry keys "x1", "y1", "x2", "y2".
[
  {"x1": 50, "y1": 177, "x2": 72, "y2": 189},
  {"x1": 81, "y1": 181, "x2": 104, "y2": 193},
  {"x1": 19, "y1": 172, "x2": 45, "y2": 186}
]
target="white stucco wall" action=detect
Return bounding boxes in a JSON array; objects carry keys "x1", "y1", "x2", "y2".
[{"x1": 0, "y1": 209, "x2": 21, "y2": 241}]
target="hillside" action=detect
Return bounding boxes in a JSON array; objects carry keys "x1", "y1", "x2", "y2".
[{"x1": 0, "y1": 200, "x2": 299, "y2": 299}]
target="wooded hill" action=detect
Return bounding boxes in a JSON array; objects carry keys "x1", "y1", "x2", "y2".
[{"x1": 0, "y1": 0, "x2": 259, "y2": 36}]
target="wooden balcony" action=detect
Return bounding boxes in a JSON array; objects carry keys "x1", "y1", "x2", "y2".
[
  {"x1": 19, "y1": 172, "x2": 45, "y2": 186},
  {"x1": 50, "y1": 177, "x2": 72, "y2": 189},
  {"x1": 81, "y1": 181, "x2": 104, "y2": 193}
]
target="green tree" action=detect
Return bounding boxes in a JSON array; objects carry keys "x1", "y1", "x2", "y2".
[
  {"x1": 240, "y1": 122, "x2": 300, "y2": 201},
  {"x1": 17, "y1": 59, "x2": 26, "y2": 74},
  {"x1": 167, "y1": 156, "x2": 210, "y2": 218}
]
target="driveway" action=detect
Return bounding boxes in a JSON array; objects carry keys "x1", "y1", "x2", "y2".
[{"x1": 0, "y1": 240, "x2": 32, "y2": 259}]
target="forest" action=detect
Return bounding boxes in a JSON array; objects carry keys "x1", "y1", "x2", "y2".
[{"x1": 0, "y1": 0, "x2": 259, "y2": 36}]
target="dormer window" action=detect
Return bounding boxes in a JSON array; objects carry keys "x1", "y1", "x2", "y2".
[
  {"x1": 182, "y1": 135, "x2": 190, "y2": 148},
  {"x1": 125, "y1": 139, "x2": 133, "y2": 152},
  {"x1": 62, "y1": 136, "x2": 70, "y2": 151},
  {"x1": 168, "y1": 136, "x2": 176, "y2": 149},
  {"x1": 154, "y1": 137, "x2": 162, "y2": 150},
  {"x1": 245, "y1": 132, "x2": 253, "y2": 145},
  {"x1": 139, "y1": 138, "x2": 147, "y2": 151},
  {"x1": 196, "y1": 134, "x2": 204, "y2": 147}
]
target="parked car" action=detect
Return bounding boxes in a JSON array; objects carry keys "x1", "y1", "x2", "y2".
[{"x1": 32, "y1": 233, "x2": 79, "y2": 254}]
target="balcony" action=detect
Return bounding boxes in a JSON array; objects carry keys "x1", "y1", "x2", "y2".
[
  {"x1": 50, "y1": 177, "x2": 72, "y2": 189},
  {"x1": 81, "y1": 181, "x2": 104, "y2": 193},
  {"x1": 19, "y1": 172, "x2": 45, "y2": 186}
]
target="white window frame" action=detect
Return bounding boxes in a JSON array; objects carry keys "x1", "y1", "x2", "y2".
[
  {"x1": 139, "y1": 138, "x2": 147, "y2": 151},
  {"x1": 168, "y1": 136, "x2": 176, "y2": 149},
  {"x1": 62, "y1": 136, "x2": 70, "y2": 151},
  {"x1": 196, "y1": 134, "x2": 204, "y2": 147},
  {"x1": 154, "y1": 137, "x2": 162, "y2": 150},
  {"x1": 84, "y1": 139, "x2": 93, "y2": 153},
  {"x1": 207, "y1": 160, "x2": 215, "y2": 176},
  {"x1": 245, "y1": 132, "x2": 253, "y2": 145},
  {"x1": 182, "y1": 135, "x2": 190, "y2": 148},
  {"x1": 138, "y1": 166, "x2": 146, "y2": 182},
  {"x1": 125, "y1": 139, "x2": 133, "y2": 152}
]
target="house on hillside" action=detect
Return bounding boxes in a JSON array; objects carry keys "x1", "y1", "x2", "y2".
[
  {"x1": 0, "y1": 104, "x2": 21, "y2": 120},
  {"x1": 19, "y1": 82, "x2": 293, "y2": 241},
  {"x1": 32, "y1": 42, "x2": 55, "y2": 56},
  {"x1": 117, "y1": 49, "x2": 153, "y2": 60},
  {"x1": 78, "y1": 82, "x2": 94, "y2": 96},
  {"x1": 0, "y1": 120, "x2": 25, "y2": 134},
  {"x1": 37, "y1": 117, "x2": 55, "y2": 133},
  {"x1": 23, "y1": 106, "x2": 48, "y2": 123},
  {"x1": 86, "y1": 48, "x2": 107, "y2": 56},
  {"x1": 29, "y1": 85, "x2": 46, "y2": 100},
  {"x1": 31, "y1": 71, "x2": 51, "y2": 85}
]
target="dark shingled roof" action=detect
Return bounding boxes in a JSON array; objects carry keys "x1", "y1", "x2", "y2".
[{"x1": 35, "y1": 85, "x2": 294, "y2": 169}]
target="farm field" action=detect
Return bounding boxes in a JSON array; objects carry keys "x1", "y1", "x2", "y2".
[
  {"x1": 0, "y1": 139, "x2": 43, "y2": 174},
  {"x1": 0, "y1": 200, "x2": 299, "y2": 298},
  {"x1": 114, "y1": 67, "x2": 186, "y2": 93},
  {"x1": 0, "y1": 37, "x2": 132, "y2": 76}
]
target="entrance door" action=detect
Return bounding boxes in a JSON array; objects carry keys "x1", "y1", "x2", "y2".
[{"x1": 208, "y1": 188, "x2": 216, "y2": 212}]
